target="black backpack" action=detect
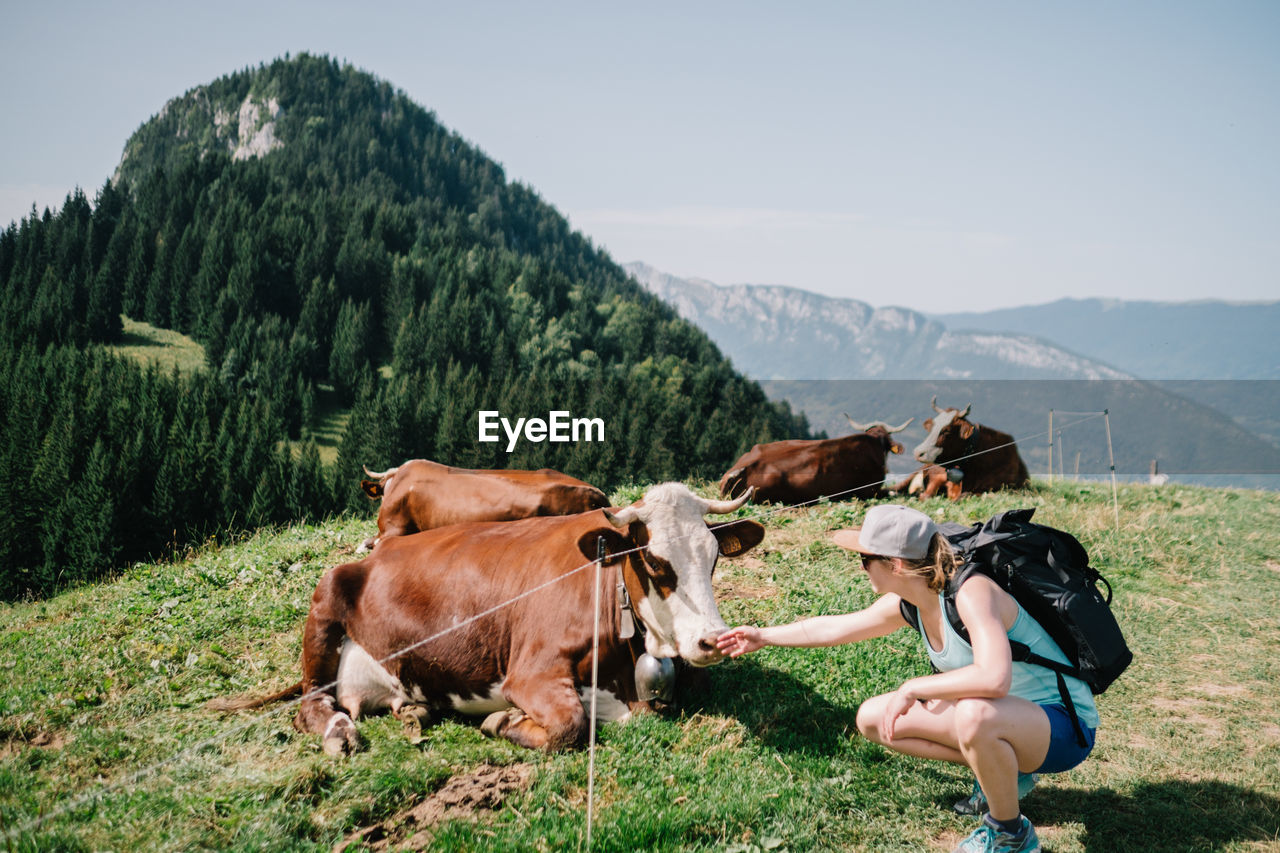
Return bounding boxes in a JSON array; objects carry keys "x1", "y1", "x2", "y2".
[{"x1": 899, "y1": 508, "x2": 1133, "y2": 745}]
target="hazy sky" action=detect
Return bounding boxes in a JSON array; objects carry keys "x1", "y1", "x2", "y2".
[{"x1": 2, "y1": 1, "x2": 1276, "y2": 313}]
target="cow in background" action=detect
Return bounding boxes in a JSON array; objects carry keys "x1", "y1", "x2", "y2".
[
  {"x1": 894, "y1": 397, "x2": 1030, "y2": 499},
  {"x1": 719, "y1": 415, "x2": 912, "y2": 505},
  {"x1": 889, "y1": 464, "x2": 963, "y2": 501},
  {"x1": 358, "y1": 459, "x2": 608, "y2": 551}
]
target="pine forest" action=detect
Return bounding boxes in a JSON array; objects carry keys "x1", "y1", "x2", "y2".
[{"x1": 0, "y1": 53, "x2": 809, "y2": 599}]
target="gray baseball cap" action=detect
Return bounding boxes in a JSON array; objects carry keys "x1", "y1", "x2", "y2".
[{"x1": 830, "y1": 504, "x2": 938, "y2": 561}]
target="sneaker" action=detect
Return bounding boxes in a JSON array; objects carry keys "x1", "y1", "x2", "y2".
[
  {"x1": 952, "y1": 815, "x2": 1041, "y2": 853},
  {"x1": 953, "y1": 773, "x2": 1038, "y2": 816}
]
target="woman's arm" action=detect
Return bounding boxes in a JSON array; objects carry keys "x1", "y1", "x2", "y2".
[
  {"x1": 717, "y1": 592, "x2": 908, "y2": 658},
  {"x1": 894, "y1": 575, "x2": 1015, "y2": 703},
  {"x1": 879, "y1": 576, "x2": 1017, "y2": 741}
]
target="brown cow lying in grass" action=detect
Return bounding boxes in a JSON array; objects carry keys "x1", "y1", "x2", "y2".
[
  {"x1": 210, "y1": 483, "x2": 764, "y2": 755},
  {"x1": 357, "y1": 458, "x2": 608, "y2": 551}
]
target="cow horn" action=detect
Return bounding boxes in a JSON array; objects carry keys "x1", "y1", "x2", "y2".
[
  {"x1": 848, "y1": 414, "x2": 915, "y2": 434},
  {"x1": 958, "y1": 404, "x2": 972, "y2": 420},
  {"x1": 700, "y1": 487, "x2": 753, "y2": 516},
  {"x1": 603, "y1": 507, "x2": 639, "y2": 528},
  {"x1": 843, "y1": 412, "x2": 873, "y2": 432},
  {"x1": 362, "y1": 465, "x2": 397, "y2": 479},
  {"x1": 931, "y1": 396, "x2": 942, "y2": 413}
]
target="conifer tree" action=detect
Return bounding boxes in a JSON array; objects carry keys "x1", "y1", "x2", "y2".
[
  {"x1": 247, "y1": 455, "x2": 286, "y2": 530},
  {"x1": 32, "y1": 405, "x2": 77, "y2": 588},
  {"x1": 63, "y1": 439, "x2": 117, "y2": 580},
  {"x1": 169, "y1": 224, "x2": 202, "y2": 332},
  {"x1": 143, "y1": 220, "x2": 175, "y2": 327},
  {"x1": 289, "y1": 440, "x2": 330, "y2": 520},
  {"x1": 329, "y1": 298, "x2": 373, "y2": 402},
  {"x1": 121, "y1": 225, "x2": 154, "y2": 319},
  {"x1": 87, "y1": 230, "x2": 125, "y2": 341}
]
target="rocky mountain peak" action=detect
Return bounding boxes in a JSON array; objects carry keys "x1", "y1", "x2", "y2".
[{"x1": 624, "y1": 262, "x2": 1128, "y2": 381}]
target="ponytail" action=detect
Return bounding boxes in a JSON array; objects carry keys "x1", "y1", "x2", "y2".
[{"x1": 900, "y1": 533, "x2": 958, "y2": 592}]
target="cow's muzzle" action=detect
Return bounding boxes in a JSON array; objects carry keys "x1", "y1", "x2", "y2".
[
  {"x1": 683, "y1": 630, "x2": 728, "y2": 667},
  {"x1": 914, "y1": 445, "x2": 941, "y2": 464}
]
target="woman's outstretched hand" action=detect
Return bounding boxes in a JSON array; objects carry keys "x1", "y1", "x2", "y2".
[{"x1": 716, "y1": 626, "x2": 766, "y2": 658}]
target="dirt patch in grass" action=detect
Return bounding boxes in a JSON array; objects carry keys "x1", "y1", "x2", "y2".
[
  {"x1": 1189, "y1": 683, "x2": 1247, "y2": 698},
  {"x1": 1149, "y1": 697, "x2": 1226, "y2": 740},
  {"x1": 0, "y1": 728, "x2": 66, "y2": 759},
  {"x1": 334, "y1": 762, "x2": 534, "y2": 852},
  {"x1": 714, "y1": 571, "x2": 777, "y2": 600},
  {"x1": 933, "y1": 826, "x2": 969, "y2": 850}
]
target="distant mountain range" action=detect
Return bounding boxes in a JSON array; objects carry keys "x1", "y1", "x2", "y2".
[
  {"x1": 935, "y1": 299, "x2": 1280, "y2": 380},
  {"x1": 625, "y1": 263, "x2": 1280, "y2": 484},
  {"x1": 624, "y1": 263, "x2": 1130, "y2": 380},
  {"x1": 930, "y1": 300, "x2": 1280, "y2": 450}
]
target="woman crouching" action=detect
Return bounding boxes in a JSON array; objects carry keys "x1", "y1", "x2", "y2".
[{"x1": 716, "y1": 504, "x2": 1098, "y2": 853}]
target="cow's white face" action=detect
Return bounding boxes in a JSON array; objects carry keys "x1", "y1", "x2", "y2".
[
  {"x1": 914, "y1": 410, "x2": 958, "y2": 463},
  {"x1": 609, "y1": 483, "x2": 751, "y2": 667}
]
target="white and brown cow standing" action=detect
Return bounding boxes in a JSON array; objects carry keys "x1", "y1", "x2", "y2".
[{"x1": 211, "y1": 483, "x2": 762, "y2": 755}]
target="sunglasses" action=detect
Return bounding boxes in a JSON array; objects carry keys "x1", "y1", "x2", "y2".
[{"x1": 860, "y1": 554, "x2": 888, "y2": 569}]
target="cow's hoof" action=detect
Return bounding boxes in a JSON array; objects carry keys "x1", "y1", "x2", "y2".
[
  {"x1": 396, "y1": 704, "x2": 431, "y2": 742},
  {"x1": 480, "y1": 710, "x2": 508, "y2": 738},
  {"x1": 480, "y1": 708, "x2": 525, "y2": 739},
  {"x1": 322, "y1": 715, "x2": 363, "y2": 756},
  {"x1": 395, "y1": 703, "x2": 430, "y2": 725}
]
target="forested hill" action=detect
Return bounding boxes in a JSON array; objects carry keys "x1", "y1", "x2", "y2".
[{"x1": 0, "y1": 53, "x2": 807, "y2": 599}]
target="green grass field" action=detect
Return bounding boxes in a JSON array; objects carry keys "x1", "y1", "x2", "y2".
[
  {"x1": 108, "y1": 316, "x2": 208, "y2": 375},
  {"x1": 2, "y1": 481, "x2": 1278, "y2": 851}
]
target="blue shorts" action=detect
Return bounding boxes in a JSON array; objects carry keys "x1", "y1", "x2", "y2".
[{"x1": 1034, "y1": 703, "x2": 1096, "y2": 773}]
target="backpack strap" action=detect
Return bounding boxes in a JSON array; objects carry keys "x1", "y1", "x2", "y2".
[
  {"x1": 951, "y1": 569, "x2": 1090, "y2": 748},
  {"x1": 903, "y1": 555, "x2": 1090, "y2": 747},
  {"x1": 899, "y1": 597, "x2": 921, "y2": 632},
  {"x1": 897, "y1": 598, "x2": 940, "y2": 675},
  {"x1": 1013, "y1": 645, "x2": 1090, "y2": 748}
]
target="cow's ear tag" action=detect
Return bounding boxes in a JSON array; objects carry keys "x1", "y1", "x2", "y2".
[
  {"x1": 713, "y1": 520, "x2": 764, "y2": 558},
  {"x1": 719, "y1": 535, "x2": 742, "y2": 556}
]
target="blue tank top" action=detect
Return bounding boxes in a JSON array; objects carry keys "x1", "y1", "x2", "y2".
[{"x1": 919, "y1": 589, "x2": 1100, "y2": 728}]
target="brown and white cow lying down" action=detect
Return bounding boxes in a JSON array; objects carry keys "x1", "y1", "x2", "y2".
[
  {"x1": 357, "y1": 458, "x2": 609, "y2": 551},
  {"x1": 211, "y1": 483, "x2": 763, "y2": 755},
  {"x1": 891, "y1": 398, "x2": 1030, "y2": 500}
]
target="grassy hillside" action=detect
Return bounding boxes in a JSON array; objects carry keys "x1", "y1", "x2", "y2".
[
  {"x1": 108, "y1": 316, "x2": 207, "y2": 375},
  {"x1": 3, "y1": 482, "x2": 1278, "y2": 851}
]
